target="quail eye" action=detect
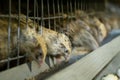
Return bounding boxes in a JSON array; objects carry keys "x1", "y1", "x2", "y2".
[
  {"x1": 65, "y1": 50, "x2": 68, "y2": 53},
  {"x1": 39, "y1": 52, "x2": 42, "y2": 56},
  {"x1": 35, "y1": 52, "x2": 42, "y2": 59}
]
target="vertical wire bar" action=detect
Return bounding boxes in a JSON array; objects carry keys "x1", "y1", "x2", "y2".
[
  {"x1": 36, "y1": 0, "x2": 40, "y2": 32},
  {"x1": 34, "y1": 0, "x2": 40, "y2": 33},
  {"x1": 83, "y1": 0, "x2": 84, "y2": 11},
  {"x1": 61, "y1": 0, "x2": 64, "y2": 27},
  {"x1": 86, "y1": 0, "x2": 88, "y2": 11},
  {"x1": 92, "y1": 0, "x2": 94, "y2": 11},
  {"x1": 90, "y1": 0, "x2": 92, "y2": 11},
  {"x1": 41, "y1": 0, "x2": 44, "y2": 34},
  {"x1": 26, "y1": 0, "x2": 29, "y2": 29},
  {"x1": 99, "y1": 1, "x2": 102, "y2": 11},
  {"x1": 84, "y1": 0, "x2": 85, "y2": 11},
  {"x1": 88, "y1": 0, "x2": 89, "y2": 11},
  {"x1": 69, "y1": 0, "x2": 73, "y2": 20},
  {"x1": 86, "y1": 0, "x2": 89, "y2": 11},
  {"x1": 77, "y1": 0, "x2": 79, "y2": 10},
  {"x1": 26, "y1": 0, "x2": 29, "y2": 62},
  {"x1": 77, "y1": 0, "x2": 78, "y2": 10},
  {"x1": 96, "y1": 0, "x2": 98, "y2": 11},
  {"x1": 102, "y1": 0, "x2": 104, "y2": 11},
  {"x1": 75, "y1": 0, "x2": 77, "y2": 12},
  {"x1": 82, "y1": 0, "x2": 84, "y2": 11},
  {"x1": 40, "y1": 0, "x2": 44, "y2": 35},
  {"x1": 95, "y1": 0, "x2": 97, "y2": 11},
  {"x1": 67, "y1": 0, "x2": 69, "y2": 15},
  {"x1": 85, "y1": 0, "x2": 87, "y2": 11},
  {"x1": 17, "y1": 0, "x2": 21, "y2": 66},
  {"x1": 87, "y1": 0, "x2": 89, "y2": 11},
  {"x1": 67, "y1": 0, "x2": 70, "y2": 36},
  {"x1": 101, "y1": 0, "x2": 103, "y2": 11},
  {"x1": 47, "y1": 0, "x2": 51, "y2": 29},
  {"x1": 35, "y1": 1, "x2": 39, "y2": 27},
  {"x1": 98, "y1": 0, "x2": 99, "y2": 11},
  {"x1": 81, "y1": 0, "x2": 83, "y2": 10},
  {"x1": 57, "y1": 0, "x2": 60, "y2": 31},
  {"x1": 61, "y1": 0, "x2": 63, "y2": 15},
  {"x1": 7, "y1": 0, "x2": 11, "y2": 69},
  {"x1": 104, "y1": 0, "x2": 106, "y2": 11},
  {"x1": 92, "y1": 0, "x2": 95, "y2": 10},
  {"x1": 70, "y1": 0, "x2": 73, "y2": 17},
  {"x1": 57, "y1": 0, "x2": 60, "y2": 23},
  {"x1": 83, "y1": 0, "x2": 85, "y2": 11},
  {"x1": 101, "y1": 0, "x2": 104, "y2": 11},
  {"x1": 53, "y1": 0, "x2": 56, "y2": 31},
  {"x1": 94, "y1": 0, "x2": 96, "y2": 11},
  {"x1": 89, "y1": 0, "x2": 92, "y2": 11},
  {"x1": 99, "y1": 1, "x2": 101, "y2": 11},
  {"x1": 86, "y1": 0, "x2": 87, "y2": 11},
  {"x1": 34, "y1": 0, "x2": 36, "y2": 30},
  {"x1": 98, "y1": 0, "x2": 100, "y2": 11}
]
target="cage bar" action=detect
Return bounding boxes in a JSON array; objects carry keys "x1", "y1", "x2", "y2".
[
  {"x1": 17, "y1": 0, "x2": 21, "y2": 66},
  {"x1": 57, "y1": 0, "x2": 60, "y2": 23},
  {"x1": 52, "y1": 0, "x2": 56, "y2": 31},
  {"x1": 80, "y1": 0, "x2": 83, "y2": 10},
  {"x1": 40, "y1": 0, "x2": 44, "y2": 34},
  {"x1": 74, "y1": 0, "x2": 77, "y2": 12},
  {"x1": 67, "y1": 0, "x2": 69, "y2": 14},
  {"x1": 61, "y1": 0, "x2": 64, "y2": 15},
  {"x1": 33, "y1": 0, "x2": 36, "y2": 29},
  {"x1": 0, "y1": 55, "x2": 26, "y2": 63},
  {"x1": 7, "y1": 0, "x2": 12, "y2": 69},
  {"x1": 34, "y1": 1, "x2": 39, "y2": 30},
  {"x1": 77, "y1": 0, "x2": 79, "y2": 10},
  {"x1": 70, "y1": 0, "x2": 72, "y2": 13},
  {"x1": 85, "y1": 0, "x2": 87, "y2": 11},
  {"x1": 26, "y1": 0, "x2": 29, "y2": 29},
  {"x1": 47, "y1": 0, "x2": 51, "y2": 29}
]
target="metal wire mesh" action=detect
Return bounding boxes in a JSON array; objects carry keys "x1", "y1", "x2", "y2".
[{"x1": 0, "y1": 0, "x2": 106, "y2": 72}]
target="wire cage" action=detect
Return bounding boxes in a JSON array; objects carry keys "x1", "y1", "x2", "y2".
[{"x1": 0, "y1": 0, "x2": 106, "y2": 72}]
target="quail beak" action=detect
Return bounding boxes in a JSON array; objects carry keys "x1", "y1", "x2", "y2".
[
  {"x1": 64, "y1": 54, "x2": 70, "y2": 62},
  {"x1": 45, "y1": 56, "x2": 55, "y2": 68},
  {"x1": 37, "y1": 57, "x2": 43, "y2": 67}
]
